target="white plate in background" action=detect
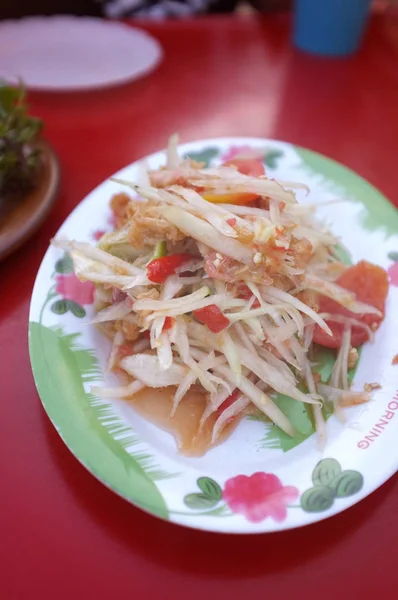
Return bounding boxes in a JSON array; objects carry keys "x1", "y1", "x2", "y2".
[{"x1": 0, "y1": 17, "x2": 162, "y2": 91}]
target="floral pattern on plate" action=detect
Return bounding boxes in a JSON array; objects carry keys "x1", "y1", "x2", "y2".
[
  {"x1": 182, "y1": 459, "x2": 363, "y2": 523},
  {"x1": 29, "y1": 137, "x2": 398, "y2": 533},
  {"x1": 48, "y1": 252, "x2": 94, "y2": 318}
]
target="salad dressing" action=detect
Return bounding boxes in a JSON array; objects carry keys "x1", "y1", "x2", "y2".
[{"x1": 128, "y1": 387, "x2": 241, "y2": 456}]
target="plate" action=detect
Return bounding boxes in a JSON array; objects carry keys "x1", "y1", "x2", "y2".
[
  {"x1": 0, "y1": 17, "x2": 162, "y2": 91},
  {"x1": 29, "y1": 138, "x2": 398, "y2": 533},
  {"x1": 0, "y1": 140, "x2": 60, "y2": 261}
]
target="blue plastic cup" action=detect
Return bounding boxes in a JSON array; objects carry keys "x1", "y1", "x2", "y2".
[{"x1": 293, "y1": 0, "x2": 373, "y2": 57}]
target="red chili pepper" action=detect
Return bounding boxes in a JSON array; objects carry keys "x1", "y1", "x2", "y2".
[
  {"x1": 215, "y1": 389, "x2": 241, "y2": 420},
  {"x1": 162, "y1": 316, "x2": 174, "y2": 331},
  {"x1": 146, "y1": 253, "x2": 196, "y2": 284},
  {"x1": 220, "y1": 389, "x2": 240, "y2": 410},
  {"x1": 193, "y1": 304, "x2": 230, "y2": 333}
]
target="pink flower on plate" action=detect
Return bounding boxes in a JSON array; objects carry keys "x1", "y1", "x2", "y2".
[
  {"x1": 92, "y1": 229, "x2": 107, "y2": 241},
  {"x1": 55, "y1": 274, "x2": 94, "y2": 305},
  {"x1": 388, "y1": 262, "x2": 398, "y2": 286},
  {"x1": 221, "y1": 145, "x2": 264, "y2": 162},
  {"x1": 223, "y1": 472, "x2": 299, "y2": 523}
]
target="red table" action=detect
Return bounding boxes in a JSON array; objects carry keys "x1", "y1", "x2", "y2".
[{"x1": 1, "y1": 14, "x2": 398, "y2": 600}]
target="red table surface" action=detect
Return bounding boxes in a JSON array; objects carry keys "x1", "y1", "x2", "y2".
[{"x1": 1, "y1": 14, "x2": 398, "y2": 600}]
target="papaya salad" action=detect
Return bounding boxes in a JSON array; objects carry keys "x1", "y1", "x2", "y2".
[{"x1": 53, "y1": 136, "x2": 389, "y2": 454}]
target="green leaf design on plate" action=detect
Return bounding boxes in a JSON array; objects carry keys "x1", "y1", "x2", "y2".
[
  {"x1": 197, "y1": 477, "x2": 222, "y2": 501},
  {"x1": 185, "y1": 147, "x2": 219, "y2": 167},
  {"x1": 300, "y1": 486, "x2": 335, "y2": 513},
  {"x1": 195, "y1": 504, "x2": 231, "y2": 517},
  {"x1": 29, "y1": 322, "x2": 170, "y2": 519},
  {"x1": 177, "y1": 504, "x2": 232, "y2": 517},
  {"x1": 259, "y1": 345, "x2": 361, "y2": 452},
  {"x1": 388, "y1": 251, "x2": 398, "y2": 262},
  {"x1": 55, "y1": 253, "x2": 74, "y2": 274},
  {"x1": 312, "y1": 458, "x2": 342, "y2": 487},
  {"x1": 51, "y1": 299, "x2": 69, "y2": 315},
  {"x1": 264, "y1": 149, "x2": 284, "y2": 169},
  {"x1": 260, "y1": 396, "x2": 314, "y2": 451},
  {"x1": 184, "y1": 493, "x2": 219, "y2": 510},
  {"x1": 67, "y1": 300, "x2": 86, "y2": 318},
  {"x1": 295, "y1": 146, "x2": 398, "y2": 238},
  {"x1": 329, "y1": 470, "x2": 364, "y2": 497}
]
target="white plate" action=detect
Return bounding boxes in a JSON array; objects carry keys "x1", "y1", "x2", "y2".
[
  {"x1": 0, "y1": 17, "x2": 162, "y2": 91},
  {"x1": 29, "y1": 138, "x2": 398, "y2": 533}
]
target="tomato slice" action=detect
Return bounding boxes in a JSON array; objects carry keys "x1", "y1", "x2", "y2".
[
  {"x1": 202, "y1": 158, "x2": 265, "y2": 205},
  {"x1": 224, "y1": 157, "x2": 265, "y2": 177},
  {"x1": 313, "y1": 261, "x2": 389, "y2": 348},
  {"x1": 193, "y1": 304, "x2": 230, "y2": 333},
  {"x1": 146, "y1": 253, "x2": 196, "y2": 284}
]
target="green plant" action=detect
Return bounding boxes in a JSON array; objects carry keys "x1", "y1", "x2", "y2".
[{"x1": 0, "y1": 82, "x2": 42, "y2": 198}]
